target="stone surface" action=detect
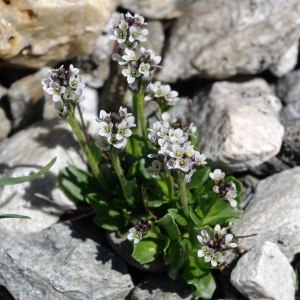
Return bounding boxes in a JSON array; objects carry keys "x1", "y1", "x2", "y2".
[
  {"x1": 0, "y1": 119, "x2": 86, "y2": 236},
  {"x1": 0, "y1": 107, "x2": 11, "y2": 141},
  {"x1": 130, "y1": 274, "x2": 193, "y2": 300},
  {"x1": 158, "y1": 0, "x2": 300, "y2": 82},
  {"x1": 7, "y1": 67, "x2": 48, "y2": 129},
  {"x1": 120, "y1": 0, "x2": 197, "y2": 19},
  {"x1": 0, "y1": 223, "x2": 134, "y2": 300},
  {"x1": 232, "y1": 167, "x2": 300, "y2": 261},
  {"x1": 0, "y1": 0, "x2": 119, "y2": 68},
  {"x1": 194, "y1": 78, "x2": 284, "y2": 172},
  {"x1": 269, "y1": 42, "x2": 299, "y2": 77},
  {"x1": 230, "y1": 241, "x2": 296, "y2": 300},
  {"x1": 276, "y1": 70, "x2": 300, "y2": 121}
]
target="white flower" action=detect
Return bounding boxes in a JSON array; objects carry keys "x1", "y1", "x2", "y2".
[
  {"x1": 96, "y1": 136, "x2": 111, "y2": 151},
  {"x1": 122, "y1": 65, "x2": 139, "y2": 84},
  {"x1": 197, "y1": 229, "x2": 211, "y2": 245},
  {"x1": 209, "y1": 169, "x2": 225, "y2": 183},
  {"x1": 129, "y1": 26, "x2": 148, "y2": 43},
  {"x1": 194, "y1": 152, "x2": 207, "y2": 166},
  {"x1": 116, "y1": 121, "x2": 133, "y2": 140},
  {"x1": 214, "y1": 224, "x2": 227, "y2": 238},
  {"x1": 127, "y1": 227, "x2": 143, "y2": 244},
  {"x1": 98, "y1": 121, "x2": 113, "y2": 137},
  {"x1": 225, "y1": 233, "x2": 238, "y2": 248},
  {"x1": 197, "y1": 245, "x2": 214, "y2": 263}
]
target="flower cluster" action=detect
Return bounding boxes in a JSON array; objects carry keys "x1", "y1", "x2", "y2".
[
  {"x1": 197, "y1": 225, "x2": 237, "y2": 267},
  {"x1": 41, "y1": 65, "x2": 85, "y2": 116},
  {"x1": 145, "y1": 81, "x2": 179, "y2": 108},
  {"x1": 127, "y1": 218, "x2": 153, "y2": 244},
  {"x1": 209, "y1": 169, "x2": 238, "y2": 207},
  {"x1": 148, "y1": 112, "x2": 206, "y2": 182},
  {"x1": 96, "y1": 106, "x2": 136, "y2": 151},
  {"x1": 110, "y1": 12, "x2": 161, "y2": 89}
]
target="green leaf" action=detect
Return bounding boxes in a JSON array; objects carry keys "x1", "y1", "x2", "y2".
[
  {"x1": 201, "y1": 199, "x2": 240, "y2": 226},
  {"x1": 183, "y1": 255, "x2": 216, "y2": 298},
  {"x1": 165, "y1": 239, "x2": 191, "y2": 280},
  {"x1": 189, "y1": 166, "x2": 211, "y2": 190},
  {"x1": 132, "y1": 239, "x2": 165, "y2": 264},
  {"x1": 157, "y1": 213, "x2": 181, "y2": 240},
  {"x1": 59, "y1": 165, "x2": 98, "y2": 202},
  {"x1": 0, "y1": 214, "x2": 30, "y2": 219},
  {"x1": 167, "y1": 208, "x2": 188, "y2": 227},
  {"x1": 0, "y1": 157, "x2": 56, "y2": 186}
]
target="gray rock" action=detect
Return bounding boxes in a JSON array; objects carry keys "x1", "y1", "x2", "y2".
[
  {"x1": 232, "y1": 167, "x2": 300, "y2": 261},
  {"x1": 0, "y1": 223, "x2": 134, "y2": 300},
  {"x1": 120, "y1": 0, "x2": 197, "y2": 19},
  {"x1": 158, "y1": 0, "x2": 300, "y2": 82},
  {"x1": 7, "y1": 67, "x2": 49, "y2": 130},
  {"x1": 0, "y1": 119, "x2": 86, "y2": 236},
  {"x1": 276, "y1": 70, "x2": 300, "y2": 121},
  {"x1": 0, "y1": 107, "x2": 11, "y2": 141},
  {"x1": 194, "y1": 78, "x2": 284, "y2": 172},
  {"x1": 130, "y1": 274, "x2": 193, "y2": 300},
  {"x1": 230, "y1": 241, "x2": 296, "y2": 300},
  {"x1": 0, "y1": 0, "x2": 119, "y2": 68}
]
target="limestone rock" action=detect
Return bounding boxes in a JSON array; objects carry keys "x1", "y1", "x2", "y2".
[
  {"x1": 0, "y1": 119, "x2": 86, "y2": 236},
  {"x1": 120, "y1": 0, "x2": 197, "y2": 19},
  {"x1": 0, "y1": 223, "x2": 134, "y2": 300},
  {"x1": 195, "y1": 79, "x2": 284, "y2": 172},
  {"x1": 0, "y1": 0, "x2": 119, "y2": 68},
  {"x1": 232, "y1": 167, "x2": 300, "y2": 261},
  {"x1": 0, "y1": 107, "x2": 11, "y2": 141},
  {"x1": 230, "y1": 241, "x2": 296, "y2": 300},
  {"x1": 7, "y1": 67, "x2": 48, "y2": 129},
  {"x1": 158, "y1": 0, "x2": 300, "y2": 82}
]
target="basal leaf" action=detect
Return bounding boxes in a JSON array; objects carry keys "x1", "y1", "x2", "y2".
[
  {"x1": 0, "y1": 157, "x2": 56, "y2": 186},
  {"x1": 132, "y1": 239, "x2": 164, "y2": 264},
  {"x1": 157, "y1": 213, "x2": 181, "y2": 240}
]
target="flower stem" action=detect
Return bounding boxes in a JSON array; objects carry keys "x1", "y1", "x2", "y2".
[
  {"x1": 66, "y1": 108, "x2": 107, "y2": 192},
  {"x1": 110, "y1": 148, "x2": 132, "y2": 205},
  {"x1": 177, "y1": 172, "x2": 189, "y2": 217},
  {"x1": 136, "y1": 84, "x2": 148, "y2": 142}
]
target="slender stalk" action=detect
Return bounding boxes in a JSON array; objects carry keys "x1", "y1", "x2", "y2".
[
  {"x1": 66, "y1": 108, "x2": 108, "y2": 193},
  {"x1": 177, "y1": 171, "x2": 189, "y2": 217},
  {"x1": 136, "y1": 84, "x2": 148, "y2": 142},
  {"x1": 110, "y1": 148, "x2": 132, "y2": 205}
]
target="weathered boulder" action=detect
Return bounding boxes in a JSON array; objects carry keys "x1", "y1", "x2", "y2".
[
  {"x1": 0, "y1": 0, "x2": 119, "y2": 68},
  {"x1": 0, "y1": 119, "x2": 85, "y2": 236},
  {"x1": 0, "y1": 223, "x2": 134, "y2": 299},
  {"x1": 158, "y1": 0, "x2": 300, "y2": 81},
  {"x1": 232, "y1": 167, "x2": 300, "y2": 261},
  {"x1": 194, "y1": 78, "x2": 284, "y2": 172},
  {"x1": 231, "y1": 241, "x2": 296, "y2": 300}
]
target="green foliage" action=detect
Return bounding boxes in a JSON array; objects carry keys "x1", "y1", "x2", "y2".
[{"x1": 60, "y1": 159, "x2": 242, "y2": 297}]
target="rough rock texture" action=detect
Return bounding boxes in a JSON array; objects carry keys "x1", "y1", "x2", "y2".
[
  {"x1": 230, "y1": 241, "x2": 296, "y2": 300},
  {"x1": 276, "y1": 70, "x2": 300, "y2": 121},
  {"x1": 0, "y1": 0, "x2": 119, "y2": 68},
  {"x1": 158, "y1": 0, "x2": 300, "y2": 82},
  {"x1": 0, "y1": 223, "x2": 134, "y2": 300},
  {"x1": 120, "y1": 0, "x2": 197, "y2": 19},
  {"x1": 232, "y1": 167, "x2": 300, "y2": 261},
  {"x1": 130, "y1": 274, "x2": 193, "y2": 300},
  {"x1": 195, "y1": 79, "x2": 284, "y2": 172},
  {"x1": 7, "y1": 67, "x2": 48, "y2": 129},
  {"x1": 0, "y1": 119, "x2": 85, "y2": 236},
  {"x1": 0, "y1": 107, "x2": 11, "y2": 141}
]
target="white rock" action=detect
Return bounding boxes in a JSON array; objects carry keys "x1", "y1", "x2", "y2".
[
  {"x1": 232, "y1": 167, "x2": 300, "y2": 260},
  {"x1": 230, "y1": 241, "x2": 296, "y2": 300},
  {"x1": 0, "y1": 107, "x2": 11, "y2": 141},
  {"x1": 269, "y1": 42, "x2": 299, "y2": 77},
  {"x1": 0, "y1": 0, "x2": 119, "y2": 68},
  {"x1": 195, "y1": 79, "x2": 284, "y2": 172},
  {"x1": 120, "y1": 0, "x2": 197, "y2": 19},
  {"x1": 0, "y1": 119, "x2": 86, "y2": 236},
  {"x1": 158, "y1": 0, "x2": 300, "y2": 81}
]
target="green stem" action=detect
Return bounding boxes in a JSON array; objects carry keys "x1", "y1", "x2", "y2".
[
  {"x1": 136, "y1": 84, "x2": 148, "y2": 142},
  {"x1": 66, "y1": 108, "x2": 107, "y2": 193},
  {"x1": 177, "y1": 172, "x2": 189, "y2": 217},
  {"x1": 110, "y1": 149, "x2": 132, "y2": 204}
]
